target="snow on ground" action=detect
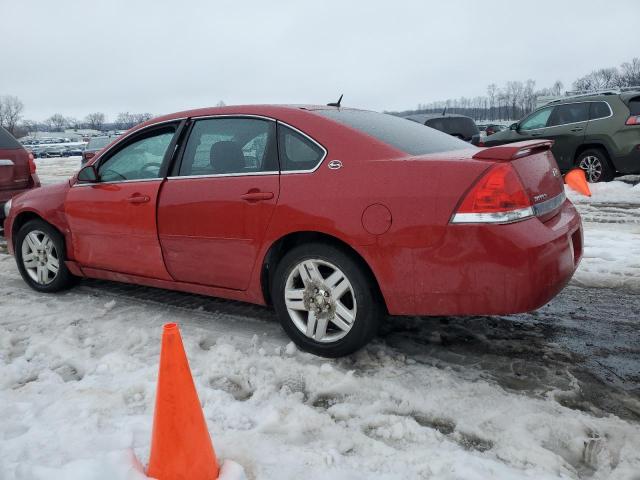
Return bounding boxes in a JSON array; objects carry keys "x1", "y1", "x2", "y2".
[{"x1": 1, "y1": 259, "x2": 640, "y2": 480}]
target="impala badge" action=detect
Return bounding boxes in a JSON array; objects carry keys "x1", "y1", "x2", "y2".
[
  {"x1": 552, "y1": 168, "x2": 560, "y2": 178},
  {"x1": 328, "y1": 160, "x2": 343, "y2": 170},
  {"x1": 534, "y1": 193, "x2": 548, "y2": 202}
]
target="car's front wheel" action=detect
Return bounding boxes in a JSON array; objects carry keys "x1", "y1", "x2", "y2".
[
  {"x1": 15, "y1": 219, "x2": 76, "y2": 293},
  {"x1": 272, "y1": 243, "x2": 382, "y2": 358},
  {"x1": 576, "y1": 148, "x2": 615, "y2": 183}
]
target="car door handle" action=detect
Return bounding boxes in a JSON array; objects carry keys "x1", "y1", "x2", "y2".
[
  {"x1": 570, "y1": 127, "x2": 584, "y2": 132},
  {"x1": 240, "y1": 191, "x2": 274, "y2": 202},
  {"x1": 127, "y1": 195, "x2": 150, "y2": 204}
]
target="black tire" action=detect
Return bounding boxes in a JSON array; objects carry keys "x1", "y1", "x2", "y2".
[
  {"x1": 271, "y1": 242, "x2": 383, "y2": 358},
  {"x1": 576, "y1": 148, "x2": 615, "y2": 183},
  {"x1": 15, "y1": 219, "x2": 76, "y2": 293}
]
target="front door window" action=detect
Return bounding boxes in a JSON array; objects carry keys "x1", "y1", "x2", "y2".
[
  {"x1": 98, "y1": 128, "x2": 175, "y2": 182},
  {"x1": 520, "y1": 107, "x2": 552, "y2": 131}
]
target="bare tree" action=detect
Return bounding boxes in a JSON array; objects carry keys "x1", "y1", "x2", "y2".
[
  {"x1": 619, "y1": 58, "x2": 640, "y2": 87},
  {"x1": 216, "y1": 100, "x2": 226, "y2": 107},
  {"x1": 0, "y1": 95, "x2": 25, "y2": 134},
  {"x1": 45, "y1": 113, "x2": 68, "y2": 131},
  {"x1": 85, "y1": 112, "x2": 106, "y2": 131},
  {"x1": 115, "y1": 112, "x2": 153, "y2": 130}
]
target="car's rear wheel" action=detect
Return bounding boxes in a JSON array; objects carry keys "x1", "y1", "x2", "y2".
[
  {"x1": 15, "y1": 219, "x2": 76, "y2": 293},
  {"x1": 576, "y1": 148, "x2": 615, "y2": 183},
  {"x1": 272, "y1": 243, "x2": 382, "y2": 357}
]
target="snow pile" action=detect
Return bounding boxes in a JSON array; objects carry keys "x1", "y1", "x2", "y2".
[
  {"x1": 1, "y1": 255, "x2": 640, "y2": 479},
  {"x1": 565, "y1": 180, "x2": 640, "y2": 291}
]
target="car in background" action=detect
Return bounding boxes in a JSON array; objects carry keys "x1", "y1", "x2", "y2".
[
  {"x1": 4, "y1": 105, "x2": 581, "y2": 357},
  {"x1": 82, "y1": 136, "x2": 115, "y2": 165},
  {"x1": 403, "y1": 113, "x2": 479, "y2": 142},
  {"x1": 0, "y1": 126, "x2": 40, "y2": 225},
  {"x1": 473, "y1": 91, "x2": 640, "y2": 182},
  {"x1": 40, "y1": 145, "x2": 67, "y2": 158},
  {"x1": 63, "y1": 145, "x2": 85, "y2": 157}
]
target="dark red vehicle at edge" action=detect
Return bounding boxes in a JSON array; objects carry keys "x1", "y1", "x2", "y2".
[
  {"x1": 3, "y1": 105, "x2": 583, "y2": 357},
  {"x1": 0, "y1": 126, "x2": 40, "y2": 225}
]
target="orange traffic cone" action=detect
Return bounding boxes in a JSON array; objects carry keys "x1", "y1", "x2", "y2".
[
  {"x1": 147, "y1": 323, "x2": 220, "y2": 480},
  {"x1": 564, "y1": 168, "x2": 592, "y2": 197}
]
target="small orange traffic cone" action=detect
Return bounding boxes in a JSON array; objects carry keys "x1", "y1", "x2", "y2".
[
  {"x1": 147, "y1": 323, "x2": 220, "y2": 480},
  {"x1": 564, "y1": 168, "x2": 592, "y2": 197}
]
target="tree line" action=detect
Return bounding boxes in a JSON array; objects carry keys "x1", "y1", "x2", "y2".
[{"x1": 392, "y1": 57, "x2": 640, "y2": 122}]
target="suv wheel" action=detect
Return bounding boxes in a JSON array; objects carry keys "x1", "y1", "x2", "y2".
[
  {"x1": 576, "y1": 148, "x2": 615, "y2": 183},
  {"x1": 15, "y1": 219, "x2": 76, "y2": 293},
  {"x1": 272, "y1": 243, "x2": 382, "y2": 358}
]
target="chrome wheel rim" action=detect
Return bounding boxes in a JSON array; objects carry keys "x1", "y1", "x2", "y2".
[
  {"x1": 284, "y1": 259, "x2": 357, "y2": 343},
  {"x1": 21, "y1": 230, "x2": 59, "y2": 285},
  {"x1": 579, "y1": 155, "x2": 602, "y2": 182}
]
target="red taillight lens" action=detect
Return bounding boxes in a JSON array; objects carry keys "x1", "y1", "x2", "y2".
[
  {"x1": 28, "y1": 153, "x2": 37, "y2": 174},
  {"x1": 452, "y1": 163, "x2": 534, "y2": 224},
  {"x1": 626, "y1": 115, "x2": 640, "y2": 125}
]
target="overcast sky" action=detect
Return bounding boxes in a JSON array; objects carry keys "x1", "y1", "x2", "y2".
[{"x1": 2, "y1": 0, "x2": 638, "y2": 121}]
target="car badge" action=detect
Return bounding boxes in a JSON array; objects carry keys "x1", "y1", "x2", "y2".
[
  {"x1": 534, "y1": 193, "x2": 548, "y2": 202},
  {"x1": 552, "y1": 168, "x2": 560, "y2": 178},
  {"x1": 328, "y1": 160, "x2": 343, "y2": 170}
]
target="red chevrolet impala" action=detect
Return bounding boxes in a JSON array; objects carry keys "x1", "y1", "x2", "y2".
[{"x1": 3, "y1": 105, "x2": 582, "y2": 357}]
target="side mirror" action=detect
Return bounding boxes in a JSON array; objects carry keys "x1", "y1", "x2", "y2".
[
  {"x1": 509, "y1": 123, "x2": 519, "y2": 131},
  {"x1": 77, "y1": 165, "x2": 98, "y2": 183}
]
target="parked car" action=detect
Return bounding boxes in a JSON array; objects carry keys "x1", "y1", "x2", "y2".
[
  {"x1": 82, "y1": 136, "x2": 115, "y2": 165},
  {"x1": 403, "y1": 113, "x2": 479, "y2": 141},
  {"x1": 4, "y1": 105, "x2": 582, "y2": 357},
  {"x1": 63, "y1": 145, "x2": 85, "y2": 157},
  {"x1": 473, "y1": 91, "x2": 640, "y2": 182},
  {"x1": 0, "y1": 126, "x2": 40, "y2": 225},
  {"x1": 484, "y1": 124, "x2": 507, "y2": 136},
  {"x1": 40, "y1": 145, "x2": 67, "y2": 158}
]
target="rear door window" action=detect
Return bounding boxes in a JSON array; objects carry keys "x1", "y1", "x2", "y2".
[
  {"x1": 547, "y1": 103, "x2": 590, "y2": 127},
  {"x1": 278, "y1": 125, "x2": 325, "y2": 171},
  {"x1": 178, "y1": 117, "x2": 277, "y2": 176},
  {"x1": 589, "y1": 102, "x2": 612, "y2": 120},
  {"x1": 0, "y1": 126, "x2": 21, "y2": 149}
]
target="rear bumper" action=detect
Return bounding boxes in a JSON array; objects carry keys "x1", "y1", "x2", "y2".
[
  {"x1": 612, "y1": 147, "x2": 640, "y2": 174},
  {"x1": 404, "y1": 200, "x2": 582, "y2": 316}
]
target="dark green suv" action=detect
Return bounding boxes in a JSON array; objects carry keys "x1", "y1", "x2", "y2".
[{"x1": 474, "y1": 91, "x2": 640, "y2": 182}]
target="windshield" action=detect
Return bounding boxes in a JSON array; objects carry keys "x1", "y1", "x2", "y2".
[{"x1": 314, "y1": 109, "x2": 470, "y2": 155}]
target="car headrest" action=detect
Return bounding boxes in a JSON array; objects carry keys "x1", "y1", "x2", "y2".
[{"x1": 209, "y1": 141, "x2": 245, "y2": 174}]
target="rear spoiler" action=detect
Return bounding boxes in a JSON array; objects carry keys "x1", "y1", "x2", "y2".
[{"x1": 473, "y1": 140, "x2": 554, "y2": 161}]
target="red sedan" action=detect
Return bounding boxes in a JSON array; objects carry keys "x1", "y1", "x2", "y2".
[{"x1": 3, "y1": 105, "x2": 582, "y2": 357}]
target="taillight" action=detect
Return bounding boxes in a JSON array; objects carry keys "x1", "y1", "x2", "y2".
[
  {"x1": 28, "y1": 153, "x2": 37, "y2": 174},
  {"x1": 451, "y1": 163, "x2": 534, "y2": 224},
  {"x1": 625, "y1": 115, "x2": 640, "y2": 125}
]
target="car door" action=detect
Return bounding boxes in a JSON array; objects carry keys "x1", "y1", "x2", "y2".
[
  {"x1": 65, "y1": 123, "x2": 180, "y2": 279},
  {"x1": 157, "y1": 116, "x2": 279, "y2": 290},
  {"x1": 542, "y1": 102, "x2": 590, "y2": 170}
]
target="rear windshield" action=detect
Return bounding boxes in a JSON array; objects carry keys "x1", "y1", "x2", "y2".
[
  {"x1": 87, "y1": 137, "x2": 112, "y2": 150},
  {"x1": 314, "y1": 109, "x2": 470, "y2": 155},
  {"x1": 425, "y1": 117, "x2": 479, "y2": 138},
  {"x1": 0, "y1": 126, "x2": 22, "y2": 149},
  {"x1": 629, "y1": 97, "x2": 640, "y2": 116}
]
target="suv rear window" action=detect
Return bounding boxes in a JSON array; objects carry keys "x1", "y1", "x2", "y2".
[
  {"x1": 314, "y1": 109, "x2": 469, "y2": 155},
  {"x1": 0, "y1": 126, "x2": 22, "y2": 149},
  {"x1": 629, "y1": 97, "x2": 640, "y2": 116},
  {"x1": 425, "y1": 117, "x2": 479, "y2": 139}
]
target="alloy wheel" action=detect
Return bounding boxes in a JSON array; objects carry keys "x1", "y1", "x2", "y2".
[
  {"x1": 21, "y1": 230, "x2": 60, "y2": 285},
  {"x1": 284, "y1": 259, "x2": 357, "y2": 343},
  {"x1": 579, "y1": 155, "x2": 603, "y2": 182}
]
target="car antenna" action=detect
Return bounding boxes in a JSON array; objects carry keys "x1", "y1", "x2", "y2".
[
  {"x1": 442, "y1": 107, "x2": 447, "y2": 116},
  {"x1": 327, "y1": 94, "x2": 343, "y2": 108}
]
